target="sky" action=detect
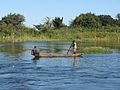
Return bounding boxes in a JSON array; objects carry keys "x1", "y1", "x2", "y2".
[{"x1": 0, "y1": 0, "x2": 120, "y2": 27}]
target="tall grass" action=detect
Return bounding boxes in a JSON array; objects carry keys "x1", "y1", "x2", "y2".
[{"x1": 0, "y1": 27, "x2": 120, "y2": 43}]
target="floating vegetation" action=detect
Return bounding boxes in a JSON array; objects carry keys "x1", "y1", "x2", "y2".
[
  {"x1": 0, "y1": 45, "x2": 26, "y2": 54},
  {"x1": 81, "y1": 47, "x2": 112, "y2": 54}
]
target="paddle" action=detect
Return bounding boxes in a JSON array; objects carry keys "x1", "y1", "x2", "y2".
[{"x1": 67, "y1": 43, "x2": 72, "y2": 54}]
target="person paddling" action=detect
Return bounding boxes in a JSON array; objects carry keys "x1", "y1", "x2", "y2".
[
  {"x1": 67, "y1": 40, "x2": 77, "y2": 54},
  {"x1": 31, "y1": 46, "x2": 39, "y2": 55},
  {"x1": 72, "y1": 40, "x2": 77, "y2": 54}
]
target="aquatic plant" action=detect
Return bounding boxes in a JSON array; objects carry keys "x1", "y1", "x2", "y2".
[{"x1": 82, "y1": 47, "x2": 111, "y2": 54}]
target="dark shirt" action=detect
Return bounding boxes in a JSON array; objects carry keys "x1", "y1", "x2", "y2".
[{"x1": 31, "y1": 48, "x2": 39, "y2": 55}]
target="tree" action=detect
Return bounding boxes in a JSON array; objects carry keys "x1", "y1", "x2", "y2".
[
  {"x1": 116, "y1": 13, "x2": 120, "y2": 20},
  {"x1": 1, "y1": 13, "x2": 25, "y2": 31},
  {"x1": 43, "y1": 17, "x2": 53, "y2": 28},
  {"x1": 52, "y1": 17, "x2": 64, "y2": 29},
  {"x1": 115, "y1": 13, "x2": 120, "y2": 26},
  {"x1": 34, "y1": 17, "x2": 53, "y2": 32},
  {"x1": 34, "y1": 24, "x2": 45, "y2": 32},
  {"x1": 0, "y1": 21, "x2": 16, "y2": 37},
  {"x1": 71, "y1": 12, "x2": 101, "y2": 28},
  {"x1": 98, "y1": 15, "x2": 115, "y2": 26}
]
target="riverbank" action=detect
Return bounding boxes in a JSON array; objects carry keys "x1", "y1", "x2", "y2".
[
  {"x1": 0, "y1": 27, "x2": 120, "y2": 43},
  {"x1": 0, "y1": 32, "x2": 120, "y2": 43}
]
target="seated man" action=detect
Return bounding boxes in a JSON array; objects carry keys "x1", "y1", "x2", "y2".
[{"x1": 31, "y1": 46, "x2": 39, "y2": 55}]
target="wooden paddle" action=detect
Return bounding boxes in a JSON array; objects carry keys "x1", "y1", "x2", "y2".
[{"x1": 67, "y1": 43, "x2": 72, "y2": 54}]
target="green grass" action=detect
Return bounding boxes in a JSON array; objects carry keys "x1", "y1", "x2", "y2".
[
  {"x1": 0, "y1": 27, "x2": 120, "y2": 43},
  {"x1": 81, "y1": 47, "x2": 111, "y2": 54}
]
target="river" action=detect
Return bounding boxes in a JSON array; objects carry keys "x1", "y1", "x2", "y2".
[{"x1": 0, "y1": 41, "x2": 120, "y2": 90}]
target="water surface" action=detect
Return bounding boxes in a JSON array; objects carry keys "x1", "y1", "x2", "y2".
[{"x1": 0, "y1": 42, "x2": 120, "y2": 90}]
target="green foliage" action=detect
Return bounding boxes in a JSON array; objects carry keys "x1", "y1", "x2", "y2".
[
  {"x1": 2, "y1": 13, "x2": 25, "y2": 25},
  {"x1": 1, "y1": 13, "x2": 25, "y2": 32},
  {"x1": 71, "y1": 13, "x2": 120, "y2": 28},
  {"x1": 71, "y1": 12, "x2": 101, "y2": 28},
  {"x1": 116, "y1": 13, "x2": 120, "y2": 20},
  {"x1": 98, "y1": 15, "x2": 115, "y2": 26},
  {"x1": 44, "y1": 17, "x2": 53, "y2": 28},
  {"x1": 52, "y1": 17, "x2": 64, "y2": 29},
  {"x1": 0, "y1": 21, "x2": 16, "y2": 37},
  {"x1": 115, "y1": 14, "x2": 120, "y2": 26},
  {"x1": 34, "y1": 17, "x2": 53, "y2": 32},
  {"x1": 34, "y1": 24, "x2": 45, "y2": 32},
  {"x1": 103, "y1": 26, "x2": 120, "y2": 32},
  {"x1": 116, "y1": 20, "x2": 120, "y2": 26},
  {"x1": 0, "y1": 12, "x2": 120, "y2": 43}
]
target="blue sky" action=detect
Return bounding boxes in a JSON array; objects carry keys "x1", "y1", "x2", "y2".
[{"x1": 0, "y1": 0, "x2": 120, "y2": 27}]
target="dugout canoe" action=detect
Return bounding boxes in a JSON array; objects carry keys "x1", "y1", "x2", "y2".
[{"x1": 34, "y1": 53, "x2": 84, "y2": 58}]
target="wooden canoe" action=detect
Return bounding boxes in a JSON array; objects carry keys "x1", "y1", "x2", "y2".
[{"x1": 34, "y1": 53, "x2": 84, "y2": 58}]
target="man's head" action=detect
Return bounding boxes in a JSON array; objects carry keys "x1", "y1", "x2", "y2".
[
  {"x1": 73, "y1": 40, "x2": 75, "y2": 43},
  {"x1": 34, "y1": 46, "x2": 36, "y2": 48}
]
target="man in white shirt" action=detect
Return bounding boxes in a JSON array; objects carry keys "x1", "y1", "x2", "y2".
[{"x1": 72, "y1": 40, "x2": 77, "y2": 54}]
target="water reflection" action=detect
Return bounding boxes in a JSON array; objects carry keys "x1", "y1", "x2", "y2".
[
  {"x1": 31, "y1": 56, "x2": 81, "y2": 67},
  {"x1": 32, "y1": 56, "x2": 40, "y2": 60},
  {"x1": 40, "y1": 48, "x2": 63, "y2": 54},
  {"x1": 73, "y1": 57, "x2": 78, "y2": 66},
  {"x1": 0, "y1": 45, "x2": 26, "y2": 54},
  {"x1": 39, "y1": 42, "x2": 68, "y2": 54},
  {"x1": 40, "y1": 46, "x2": 65, "y2": 54},
  {"x1": 0, "y1": 42, "x2": 120, "y2": 90}
]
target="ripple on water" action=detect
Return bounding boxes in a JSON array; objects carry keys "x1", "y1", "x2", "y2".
[{"x1": 0, "y1": 42, "x2": 120, "y2": 90}]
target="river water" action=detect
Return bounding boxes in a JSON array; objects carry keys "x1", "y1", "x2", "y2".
[{"x1": 0, "y1": 42, "x2": 120, "y2": 90}]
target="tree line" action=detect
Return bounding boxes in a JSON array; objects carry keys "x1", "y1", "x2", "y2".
[
  {"x1": 0, "y1": 12, "x2": 120, "y2": 35},
  {"x1": 71, "y1": 13, "x2": 120, "y2": 28}
]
